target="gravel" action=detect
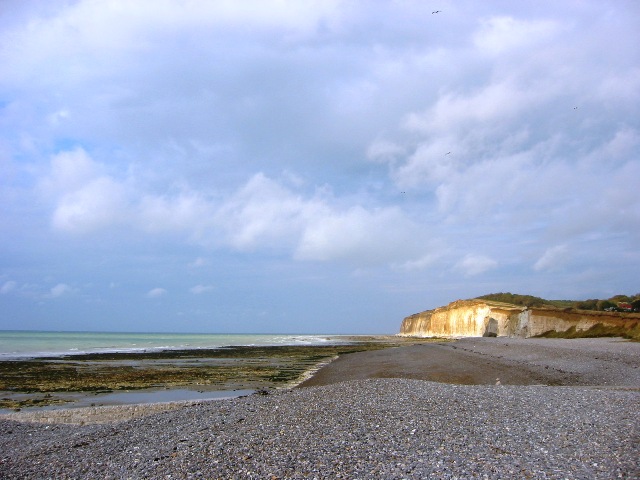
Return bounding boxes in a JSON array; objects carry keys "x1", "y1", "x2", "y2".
[{"x1": 1, "y1": 378, "x2": 638, "y2": 479}]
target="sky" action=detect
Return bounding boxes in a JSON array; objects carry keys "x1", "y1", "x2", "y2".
[{"x1": 1, "y1": 0, "x2": 639, "y2": 334}]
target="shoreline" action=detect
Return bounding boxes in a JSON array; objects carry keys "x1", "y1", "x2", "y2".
[
  {"x1": 2, "y1": 337, "x2": 638, "y2": 478},
  {"x1": 0, "y1": 336, "x2": 424, "y2": 412},
  {"x1": 0, "y1": 333, "x2": 406, "y2": 361},
  {"x1": 2, "y1": 336, "x2": 638, "y2": 425},
  {"x1": 0, "y1": 355, "x2": 344, "y2": 423}
]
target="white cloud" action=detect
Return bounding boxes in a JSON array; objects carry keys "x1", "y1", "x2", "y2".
[
  {"x1": 1, "y1": 1, "x2": 639, "y2": 333},
  {"x1": 147, "y1": 288, "x2": 167, "y2": 298},
  {"x1": 585, "y1": 127, "x2": 640, "y2": 165},
  {"x1": 596, "y1": 68, "x2": 640, "y2": 103},
  {"x1": 366, "y1": 139, "x2": 406, "y2": 164},
  {"x1": 1, "y1": 0, "x2": 343, "y2": 84},
  {"x1": 190, "y1": 285, "x2": 215, "y2": 294},
  {"x1": 40, "y1": 148, "x2": 103, "y2": 195},
  {"x1": 455, "y1": 254, "x2": 498, "y2": 277},
  {"x1": 391, "y1": 139, "x2": 460, "y2": 189},
  {"x1": 47, "y1": 283, "x2": 72, "y2": 298},
  {"x1": 52, "y1": 176, "x2": 130, "y2": 233},
  {"x1": 473, "y1": 16, "x2": 560, "y2": 56},
  {"x1": 214, "y1": 173, "x2": 433, "y2": 267},
  {"x1": 137, "y1": 193, "x2": 211, "y2": 236},
  {"x1": 39, "y1": 148, "x2": 132, "y2": 234},
  {"x1": 47, "y1": 143, "x2": 635, "y2": 276},
  {"x1": 402, "y1": 78, "x2": 546, "y2": 139},
  {"x1": 295, "y1": 205, "x2": 425, "y2": 265},
  {"x1": 212, "y1": 173, "x2": 317, "y2": 251},
  {"x1": 1, "y1": 281, "x2": 17, "y2": 294},
  {"x1": 534, "y1": 245, "x2": 570, "y2": 272},
  {"x1": 394, "y1": 253, "x2": 442, "y2": 272},
  {"x1": 42, "y1": 149, "x2": 209, "y2": 237},
  {"x1": 375, "y1": 10, "x2": 640, "y2": 252},
  {"x1": 189, "y1": 257, "x2": 207, "y2": 268},
  {"x1": 29, "y1": 2, "x2": 640, "y2": 275}
]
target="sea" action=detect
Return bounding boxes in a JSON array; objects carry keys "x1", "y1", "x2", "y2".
[
  {"x1": 0, "y1": 330, "x2": 355, "y2": 360},
  {"x1": 0, "y1": 331, "x2": 365, "y2": 411}
]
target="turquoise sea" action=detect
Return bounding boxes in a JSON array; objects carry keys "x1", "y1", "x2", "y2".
[
  {"x1": 0, "y1": 331, "x2": 372, "y2": 411},
  {"x1": 0, "y1": 330, "x2": 351, "y2": 359}
]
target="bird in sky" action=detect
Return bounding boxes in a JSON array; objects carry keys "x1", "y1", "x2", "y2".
[
  {"x1": 445, "y1": 152, "x2": 451, "y2": 155},
  {"x1": 432, "y1": 10, "x2": 442, "y2": 14}
]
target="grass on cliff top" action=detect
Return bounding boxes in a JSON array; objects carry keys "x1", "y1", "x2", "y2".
[
  {"x1": 535, "y1": 322, "x2": 640, "y2": 341},
  {"x1": 477, "y1": 291, "x2": 640, "y2": 311}
]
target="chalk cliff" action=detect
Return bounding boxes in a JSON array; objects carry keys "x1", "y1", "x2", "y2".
[{"x1": 399, "y1": 299, "x2": 640, "y2": 338}]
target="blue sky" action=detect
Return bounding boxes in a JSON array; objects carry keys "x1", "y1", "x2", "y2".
[{"x1": 1, "y1": 0, "x2": 639, "y2": 334}]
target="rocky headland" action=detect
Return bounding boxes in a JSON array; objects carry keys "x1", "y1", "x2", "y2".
[{"x1": 400, "y1": 298, "x2": 640, "y2": 339}]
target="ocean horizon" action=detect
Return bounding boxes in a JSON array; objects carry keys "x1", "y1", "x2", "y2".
[{"x1": 0, "y1": 330, "x2": 366, "y2": 360}]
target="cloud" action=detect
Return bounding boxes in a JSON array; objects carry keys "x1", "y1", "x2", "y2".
[
  {"x1": 137, "y1": 193, "x2": 212, "y2": 236},
  {"x1": 147, "y1": 288, "x2": 167, "y2": 298},
  {"x1": 393, "y1": 253, "x2": 442, "y2": 272},
  {"x1": 190, "y1": 285, "x2": 215, "y2": 294},
  {"x1": 370, "y1": 9, "x2": 640, "y2": 257},
  {"x1": 534, "y1": 245, "x2": 570, "y2": 272},
  {"x1": 295, "y1": 205, "x2": 426, "y2": 265},
  {"x1": 47, "y1": 283, "x2": 72, "y2": 298},
  {"x1": 455, "y1": 254, "x2": 498, "y2": 277},
  {"x1": 213, "y1": 173, "x2": 318, "y2": 251},
  {"x1": 1, "y1": 281, "x2": 17, "y2": 294},
  {"x1": 40, "y1": 148, "x2": 130, "y2": 234},
  {"x1": 52, "y1": 176, "x2": 130, "y2": 233},
  {"x1": 1, "y1": 1, "x2": 342, "y2": 84},
  {"x1": 473, "y1": 16, "x2": 560, "y2": 56},
  {"x1": 40, "y1": 148, "x2": 102, "y2": 195},
  {"x1": 366, "y1": 139, "x2": 406, "y2": 164},
  {"x1": 41, "y1": 148, "x2": 207, "y2": 237},
  {"x1": 40, "y1": 151, "x2": 438, "y2": 267},
  {"x1": 402, "y1": 78, "x2": 543, "y2": 138},
  {"x1": 188, "y1": 257, "x2": 207, "y2": 268},
  {"x1": 1, "y1": 1, "x2": 638, "y2": 332},
  {"x1": 215, "y1": 173, "x2": 434, "y2": 267}
]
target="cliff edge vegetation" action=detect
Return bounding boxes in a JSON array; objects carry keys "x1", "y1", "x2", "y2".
[{"x1": 477, "y1": 292, "x2": 640, "y2": 312}]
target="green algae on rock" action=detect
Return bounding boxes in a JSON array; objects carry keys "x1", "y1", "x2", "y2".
[{"x1": 0, "y1": 338, "x2": 429, "y2": 410}]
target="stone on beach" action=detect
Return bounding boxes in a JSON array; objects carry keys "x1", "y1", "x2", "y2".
[{"x1": 1, "y1": 337, "x2": 638, "y2": 479}]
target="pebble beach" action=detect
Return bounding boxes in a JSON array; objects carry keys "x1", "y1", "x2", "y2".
[{"x1": 1, "y1": 337, "x2": 639, "y2": 479}]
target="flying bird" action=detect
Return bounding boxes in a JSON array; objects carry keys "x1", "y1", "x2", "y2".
[
  {"x1": 432, "y1": 10, "x2": 442, "y2": 14},
  {"x1": 445, "y1": 152, "x2": 451, "y2": 155}
]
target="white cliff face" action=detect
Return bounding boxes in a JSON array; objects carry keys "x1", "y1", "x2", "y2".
[
  {"x1": 522, "y1": 308, "x2": 631, "y2": 337},
  {"x1": 399, "y1": 300, "x2": 525, "y2": 338},
  {"x1": 399, "y1": 300, "x2": 639, "y2": 338}
]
